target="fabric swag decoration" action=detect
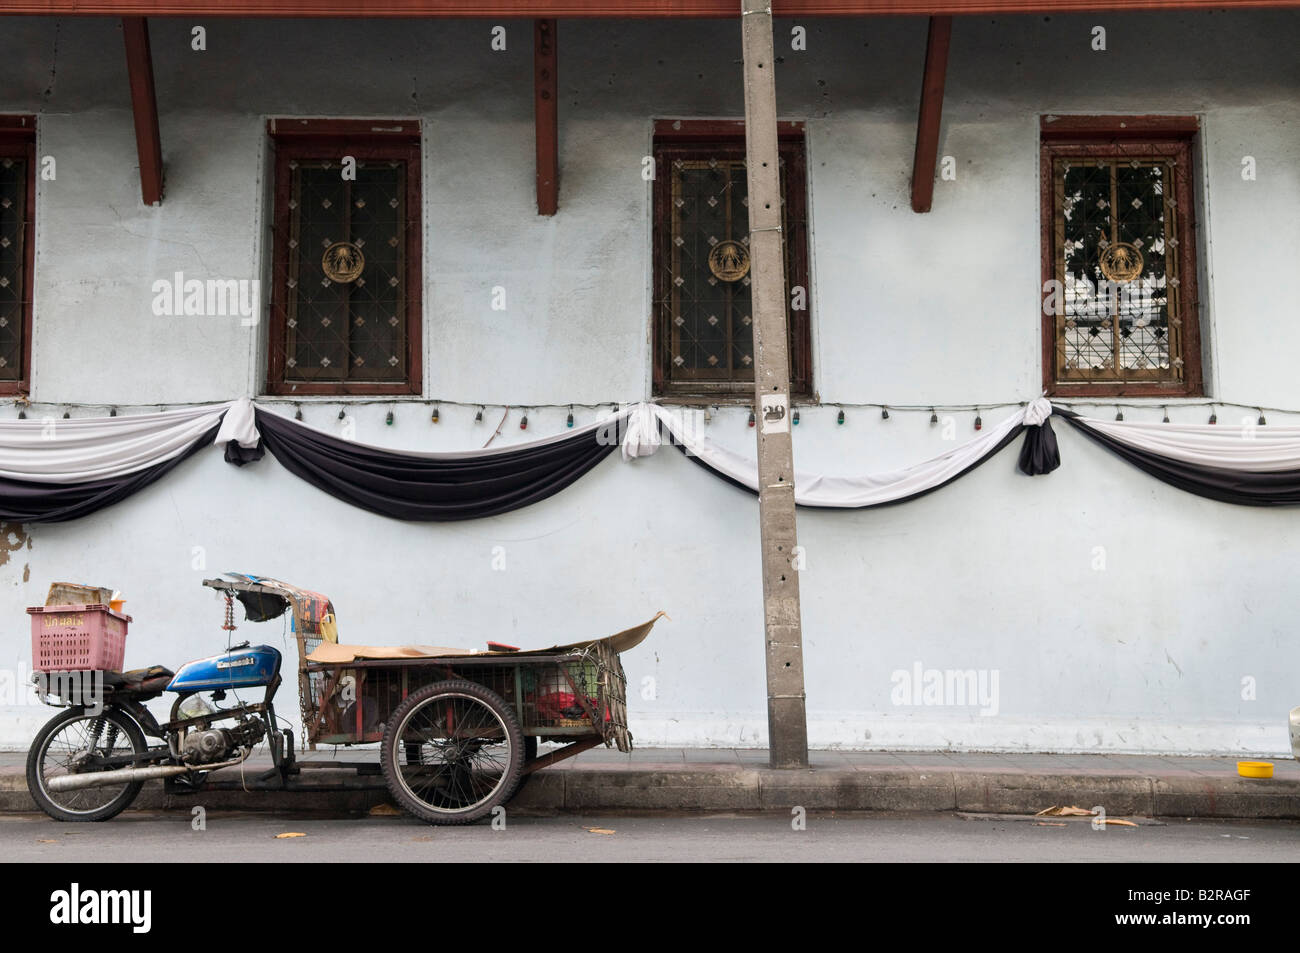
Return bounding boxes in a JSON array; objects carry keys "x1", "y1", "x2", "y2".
[{"x1": 6, "y1": 394, "x2": 1300, "y2": 522}]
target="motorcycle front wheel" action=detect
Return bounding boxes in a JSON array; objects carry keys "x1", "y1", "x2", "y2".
[{"x1": 26, "y1": 707, "x2": 148, "y2": 822}]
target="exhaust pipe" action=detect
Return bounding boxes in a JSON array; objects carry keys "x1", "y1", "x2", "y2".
[{"x1": 44, "y1": 753, "x2": 251, "y2": 793}]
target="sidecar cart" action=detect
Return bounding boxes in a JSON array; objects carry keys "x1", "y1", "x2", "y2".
[{"x1": 201, "y1": 576, "x2": 663, "y2": 825}]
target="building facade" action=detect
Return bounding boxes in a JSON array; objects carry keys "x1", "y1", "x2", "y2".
[{"x1": 1, "y1": 7, "x2": 1298, "y2": 753}]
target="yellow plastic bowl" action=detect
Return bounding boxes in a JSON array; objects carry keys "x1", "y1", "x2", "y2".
[{"x1": 1237, "y1": 760, "x2": 1274, "y2": 779}]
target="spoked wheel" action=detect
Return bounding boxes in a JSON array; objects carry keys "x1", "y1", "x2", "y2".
[
  {"x1": 26, "y1": 707, "x2": 148, "y2": 822},
  {"x1": 380, "y1": 680, "x2": 524, "y2": 825}
]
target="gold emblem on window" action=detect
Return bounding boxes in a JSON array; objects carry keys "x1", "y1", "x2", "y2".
[
  {"x1": 321, "y1": 241, "x2": 365, "y2": 283},
  {"x1": 1098, "y1": 242, "x2": 1143, "y2": 283},
  {"x1": 708, "y1": 240, "x2": 751, "y2": 282}
]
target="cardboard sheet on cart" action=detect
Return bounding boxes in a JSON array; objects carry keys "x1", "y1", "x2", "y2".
[{"x1": 305, "y1": 611, "x2": 668, "y2": 664}]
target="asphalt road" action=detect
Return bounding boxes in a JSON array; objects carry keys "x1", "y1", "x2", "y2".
[{"x1": 3, "y1": 810, "x2": 1299, "y2": 862}]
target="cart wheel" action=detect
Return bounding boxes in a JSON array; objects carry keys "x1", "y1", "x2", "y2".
[
  {"x1": 381, "y1": 679, "x2": 524, "y2": 825},
  {"x1": 26, "y1": 707, "x2": 148, "y2": 822}
]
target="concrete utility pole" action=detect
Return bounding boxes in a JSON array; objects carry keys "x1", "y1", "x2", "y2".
[{"x1": 739, "y1": 0, "x2": 809, "y2": 769}]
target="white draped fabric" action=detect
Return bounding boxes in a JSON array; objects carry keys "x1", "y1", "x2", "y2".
[
  {"x1": 1068, "y1": 415, "x2": 1300, "y2": 473},
  {"x1": 624, "y1": 399, "x2": 1050, "y2": 508},
  {"x1": 0, "y1": 401, "x2": 241, "y2": 484},
  {"x1": 620, "y1": 402, "x2": 663, "y2": 461},
  {"x1": 214, "y1": 398, "x2": 260, "y2": 453}
]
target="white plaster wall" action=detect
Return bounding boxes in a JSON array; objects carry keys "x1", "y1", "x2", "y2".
[{"x1": 0, "y1": 11, "x2": 1298, "y2": 752}]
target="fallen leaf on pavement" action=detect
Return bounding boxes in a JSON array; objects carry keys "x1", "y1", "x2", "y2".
[
  {"x1": 1034, "y1": 822, "x2": 1067, "y2": 827},
  {"x1": 368, "y1": 803, "x2": 401, "y2": 816},
  {"x1": 585, "y1": 827, "x2": 616, "y2": 835},
  {"x1": 1035, "y1": 805, "x2": 1096, "y2": 817},
  {"x1": 275, "y1": 832, "x2": 307, "y2": 839},
  {"x1": 36, "y1": 838, "x2": 56, "y2": 843},
  {"x1": 1105, "y1": 819, "x2": 1138, "y2": 827}
]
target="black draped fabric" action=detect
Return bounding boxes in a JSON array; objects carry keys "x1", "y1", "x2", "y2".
[
  {"x1": 1018, "y1": 414, "x2": 1061, "y2": 476},
  {"x1": 0, "y1": 424, "x2": 220, "y2": 523},
  {"x1": 672, "y1": 416, "x2": 1055, "y2": 509},
  {"x1": 1055, "y1": 409, "x2": 1300, "y2": 507},
  {"x1": 224, "y1": 440, "x2": 265, "y2": 466},
  {"x1": 245, "y1": 408, "x2": 618, "y2": 521}
]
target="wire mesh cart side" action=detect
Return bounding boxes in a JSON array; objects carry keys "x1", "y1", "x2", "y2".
[{"x1": 302, "y1": 640, "x2": 632, "y2": 752}]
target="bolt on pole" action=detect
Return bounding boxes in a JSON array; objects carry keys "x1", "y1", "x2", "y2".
[{"x1": 739, "y1": 0, "x2": 809, "y2": 769}]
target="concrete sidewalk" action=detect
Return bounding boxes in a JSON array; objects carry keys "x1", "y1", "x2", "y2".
[{"x1": 3, "y1": 748, "x2": 1299, "y2": 819}]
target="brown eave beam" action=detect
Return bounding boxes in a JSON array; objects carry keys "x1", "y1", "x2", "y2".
[
  {"x1": 535, "y1": 18, "x2": 559, "y2": 215},
  {"x1": 122, "y1": 17, "x2": 163, "y2": 206},
  {"x1": 909, "y1": 15, "x2": 950, "y2": 213}
]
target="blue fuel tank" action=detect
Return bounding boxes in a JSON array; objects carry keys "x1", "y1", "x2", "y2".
[{"x1": 166, "y1": 645, "x2": 282, "y2": 692}]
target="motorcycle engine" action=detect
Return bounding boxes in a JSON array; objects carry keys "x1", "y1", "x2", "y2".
[
  {"x1": 181, "y1": 729, "x2": 229, "y2": 764},
  {"x1": 181, "y1": 719, "x2": 266, "y2": 765}
]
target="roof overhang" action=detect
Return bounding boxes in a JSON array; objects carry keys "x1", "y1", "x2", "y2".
[{"x1": 1, "y1": 0, "x2": 1298, "y2": 17}]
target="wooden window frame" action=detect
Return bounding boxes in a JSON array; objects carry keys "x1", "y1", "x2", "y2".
[
  {"x1": 652, "y1": 119, "x2": 812, "y2": 401},
  {"x1": 0, "y1": 116, "x2": 36, "y2": 398},
  {"x1": 1040, "y1": 115, "x2": 1203, "y2": 398},
  {"x1": 266, "y1": 118, "x2": 423, "y2": 397}
]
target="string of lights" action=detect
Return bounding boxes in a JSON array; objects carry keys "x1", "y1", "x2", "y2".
[{"x1": 7, "y1": 395, "x2": 1299, "y2": 427}]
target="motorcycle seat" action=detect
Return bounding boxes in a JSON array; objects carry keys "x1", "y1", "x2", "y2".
[{"x1": 104, "y1": 665, "x2": 175, "y2": 695}]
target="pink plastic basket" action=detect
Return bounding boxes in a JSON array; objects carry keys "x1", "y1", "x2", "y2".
[{"x1": 28, "y1": 604, "x2": 131, "y2": 672}]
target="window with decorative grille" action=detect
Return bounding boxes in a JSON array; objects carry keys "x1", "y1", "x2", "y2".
[
  {"x1": 1041, "y1": 118, "x2": 1202, "y2": 397},
  {"x1": 0, "y1": 118, "x2": 34, "y2": 396},
  {"x1": 267, "y1": 121, "x2": 422, "y2": 396},
  {"x1": 652, "y1": 123, "x2": 811, "y2": 399}
]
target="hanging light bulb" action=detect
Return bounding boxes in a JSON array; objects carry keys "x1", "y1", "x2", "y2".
[
  {"x1": 17, "y1": 409, "x2": 26, "y2": 420},
  {"x1": 1258, "y1": 408, "x2": 1267, "y2": 426},
  {"x1": 520, "y1": 412, "x2": 529, "y2": 431},
  {"x1": 1115, "y1": 407, "x2": 1124, "y2": 422},
  {"x1": 880, "y1": 406, "x2": 890, "y2": 420},
  {"x1": 475, "y1": 406, "x2": 484, "y2": 424},
  {"x1": 109, "y1": 407, "x2": 118, "y2": 417},
  {"x1": 566, "y1": 405, "x2": 574, "y2": 428},
  {"x1": 747, "y1": 411, "x2": 756, "y2": 428},
  {"x1": 385, "y1": 409, "x2": 394, "y2": 426},
  {"x1": 1162, "y1": 407, "x2": 1170, "y2": 424},
  {"x1": 704, "y1": 406, "x2": 713, "y2": 425},
  {"x1": 929, "y1": 408, "x2": 938, "y2": 425},
  {"x1": 62, "y1": 411, "x2": 70, "y2": 419},
  {"x1": 974, "y1": 409, "x2": 983, "y2": 431},
  {"x1": 294, "y1": 404, "x2": 303, "y2": 421},
  {"x1": 1208, "y1": 405, "x2": 1217, "y2": 425},
  {"x1": 338, "y1": 408, "x2": 346, "y2": 421},
  {"x1": 431, "y1": 405, "x2": 440, "y2": 424},
  {"x1": 836, "y1": 408, "x2": 845, "y2": 426},
  {"x1": 792, "y1": 409, "x2": 800, "y2": 426}
]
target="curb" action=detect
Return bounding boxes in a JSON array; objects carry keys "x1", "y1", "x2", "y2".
[{"x1": 5, "y1": 765, "x2": 1299, "y2": 820}]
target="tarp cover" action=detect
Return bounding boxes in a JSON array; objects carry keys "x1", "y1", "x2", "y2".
[
  {"x1": 205, "y1": 574, "x2": 337, "y2": 641},
  {"x1": 305, "y1": 611, "x2": 667, "y2": 664}
]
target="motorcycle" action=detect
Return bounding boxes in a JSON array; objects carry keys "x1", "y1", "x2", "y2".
[{"x1": 26, "y1": 585, "x2": 295, "y2": 823}]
